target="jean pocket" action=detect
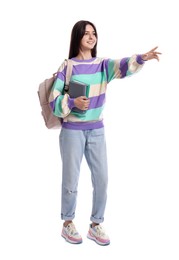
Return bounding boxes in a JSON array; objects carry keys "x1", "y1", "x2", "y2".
[{"x1": 91, "y1": 127, "x2": 104, "y2": 137}]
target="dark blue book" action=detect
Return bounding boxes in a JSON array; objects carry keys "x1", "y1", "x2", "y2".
[{"x1": 69, "y1": 80, "x2": 88, "y2": 113}]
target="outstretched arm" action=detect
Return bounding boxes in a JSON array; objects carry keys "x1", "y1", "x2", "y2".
[
  {"x1": 141, "y1": 46, "x2": 162, "y2": 62},
  {"x1": 106, "y1": 46, "x2": 161, "y2": 82}
]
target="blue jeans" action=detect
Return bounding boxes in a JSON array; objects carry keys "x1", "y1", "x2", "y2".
[{"x1": 59, "y1": 127, "x2": 108, "y2": 223}]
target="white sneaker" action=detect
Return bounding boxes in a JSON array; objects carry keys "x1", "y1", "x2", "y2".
[
  {"x1": 87, "y1": 224, "x2": 110, "y2": 246},
  {"x1": 61, "y1": 222, "x2": 82, "y2": 244}
]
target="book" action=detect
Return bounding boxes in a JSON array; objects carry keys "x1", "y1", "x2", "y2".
[{"x1": 68, "y1": 80, "x2": 88, "y2": 113}]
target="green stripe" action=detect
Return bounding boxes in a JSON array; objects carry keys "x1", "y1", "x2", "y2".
[
  {"x1": 53, "y1": 78, "x2": 64, "y2": 92},
  {"x1": 71, "y1": 71, "x2": 107, "y2": 85},
  {"x1": 127, "y1": 71, "x2": 133, "y2": 76},
  {"x1": 71, "y1": 106, "x2": 104, "y2": 121},
  {"x1": 53, "y1": 95, "x2": 63, "y2": 116},
  {"x1": 107, "y1": 60, "x2": 115, "y2": 81}
]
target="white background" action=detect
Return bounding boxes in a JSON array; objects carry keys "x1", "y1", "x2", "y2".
[{"x1": 0, "y1": 0, "x2": 178, "y2": 259}]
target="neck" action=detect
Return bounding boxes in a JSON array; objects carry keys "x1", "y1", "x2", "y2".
[{"x1": 75, "y1": 50, "x2": 92, "y2": 60}]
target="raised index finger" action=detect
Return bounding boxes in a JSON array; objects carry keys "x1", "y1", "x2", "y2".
[{"x1": 149, "y1": 46, "x2": 158, "y2": 52}]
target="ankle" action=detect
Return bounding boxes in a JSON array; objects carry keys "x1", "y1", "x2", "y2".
[
  {"x1": 63, "y1": 220, "x2": 72, "y2": 227},
  {"x1": 91, "y1": 222, "x2": 99, "y2": 228}
]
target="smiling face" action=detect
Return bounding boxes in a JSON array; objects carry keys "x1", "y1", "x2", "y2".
[{"x1": 80, "y1": 24, "x2": 97, "y2": 52}]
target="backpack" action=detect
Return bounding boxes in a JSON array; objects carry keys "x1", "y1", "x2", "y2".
[{"x1": 37, "y1": 59, "x2": 73, "y2": 129}]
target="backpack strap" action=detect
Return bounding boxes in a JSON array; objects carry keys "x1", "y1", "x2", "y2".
[
  {"x1": 64, "y1": 59, "x2": 73, "y2": 92},
  {"x1": 53, "y1": 59, "x2": 73, "y2": 92}
]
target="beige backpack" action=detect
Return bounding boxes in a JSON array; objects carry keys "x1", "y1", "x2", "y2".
[{"x1": 37, "y1": 59, "x2": 73, "y2": 129}]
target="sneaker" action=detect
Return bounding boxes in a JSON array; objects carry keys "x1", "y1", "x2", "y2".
[
  {"x1": 61, "y1": 222, "x2": 82, "y2": 244},
  {"x1": 87, "y1": 224, "x2": 110, "y2": 246}
]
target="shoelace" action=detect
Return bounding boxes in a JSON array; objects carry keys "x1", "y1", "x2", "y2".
[
  {"x1": 66, "y1": 223, "x2": 78, "y2": 235},
  {"x1": 95, "y1": 225, "x2": 106, "y2": 237}
]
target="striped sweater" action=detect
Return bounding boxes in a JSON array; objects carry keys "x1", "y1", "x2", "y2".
[{"x1": 49, "y1": 55, "x2": 145, "y2": 130}]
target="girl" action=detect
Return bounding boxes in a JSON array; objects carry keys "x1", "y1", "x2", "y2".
[{"x1": 50, "y1": 20, "x2": 161, "y2": 246}]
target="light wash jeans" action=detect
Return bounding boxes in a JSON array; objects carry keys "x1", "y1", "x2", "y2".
[{"x1": 59, "y1": 127, "x2": 108, "y2": 223}]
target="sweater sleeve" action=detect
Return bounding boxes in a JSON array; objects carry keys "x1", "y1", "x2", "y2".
[
  {"x1": 106, "y1": 54, "x2": 145, "y2": 83},
  {"x1": 49, "y1": 60, "x2": 74, "y2": 118}
]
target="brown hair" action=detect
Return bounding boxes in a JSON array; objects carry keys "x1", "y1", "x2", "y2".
[{"x1": 68, "y1": 20, "x2": 98, "y2": 59}]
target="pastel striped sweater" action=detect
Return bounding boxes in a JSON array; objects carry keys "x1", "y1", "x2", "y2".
[{"x1": 50, "y1": 55, "x2": 145, "y2": 130}]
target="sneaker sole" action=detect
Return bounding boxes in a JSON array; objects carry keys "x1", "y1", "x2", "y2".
[
  {"x1": 61, "y1": 233, "x2": 82, "y2": 244},
  {"x1": 87, "y1": 232, "x2": 110, "y2": 246}
]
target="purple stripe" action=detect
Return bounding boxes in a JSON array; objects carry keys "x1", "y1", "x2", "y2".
[
  {"x1": 68, "y1": 97, "x2": 75, "y2": 109},
  {"x1": 57, "y1": 63, "x2": 102, "y2": 79},
  {"x1": 104, "y1": 59, "x2": 109, "y2": 82},
  {"x1": 88, "y1": 93, "x2": 105, "y2": 109},
  {"x1": 136, "y1": 55, "x2": 145, "y2": 65},
  {"x1": 57, "y1": 68, "x2": 66, "y2": 81},
  {"x1": 119, "y1": 57, "x2": 129, "y2": 78},
  {"x1": 72, "y1": 63, "x2": 105, "y2": 75},
  {"x1": 62, "y1": 120, "x2": 104, "y2": 130},
  {"x1": 50, "y1": 97, "x2": 58, "y2": 111},
  {"x1": 57, "y1": 59, "x2": 110, "y2": 79}
]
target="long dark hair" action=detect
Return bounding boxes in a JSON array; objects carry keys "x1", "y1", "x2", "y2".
[{"x1": 68, "y1": 20, "x2": 98, "y2": 59}]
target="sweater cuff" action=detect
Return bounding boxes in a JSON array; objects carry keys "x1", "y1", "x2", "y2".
[
  {"x1": 136, "y1": 54, "x2": 145, "y2": 65},
  {"x1": 68, "y1": 97, "x2": 75, "y2": 109}
]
